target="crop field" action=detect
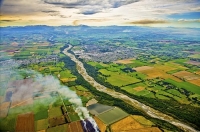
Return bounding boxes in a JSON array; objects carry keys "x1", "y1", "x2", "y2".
[
  {"x1": 111, "y1": 116, "x2": 144, "y2": 131},
  {"x1": 134, "y1": 86, "x2": 145, "y2": 92},
  {"x1": 129, "y1": 127, "x2": 162, "y2": 132},
  {"x1": 35, "y1": 119, "x2": 48, "y2": 131},
  {"x1": 114, "y1": 58, "x2": 135, "y2": 64},
  {"x1": 46, "y1": 124, "x2": 68, "y2": 132},
  {"x1": 99, "y1": 69, "x2": 141, "y2": 87},
  {"x1": 34, "y1": 110, "x2": 48, "y2": 121},
  {"x1": 49, "y1": 115, "x2": 66, "y2": 127},
  {"x1": 75, "y1": 85, "x2": 88, "y2": 91},
  {"x1": 133, "y1": 66, "x2": 153, "y2": 72},
  {"x1": 165, "y1": 79, "x2": 200, "y2": 94},
  {"x1": 94, "y1": 116, "x2": 107, "y2": 132},
  {"x1": 68, "y1": 121, "x2": 84, "y2": 132},
  {"x1": 87, "y1": 103, "x2": 114, "y2": 115},
  {"x1": 138, "y1": 68, "x2": 182, "y2": 81},
  {"x1": 68, "y1": 112, "x2": 80, "y2": 122},
  {"x1": 189, "y1": 79, "x2": 200, "y2": 86},
  {"x1": 126, "y1": 60, "x2": 147, "y2": 68},
  {"x1": 97, "y1": 107, "x2": 129, "y2": 125},
  {"x1": 15, "y1": 113, "x2": 35, "y2": 132},
  {"x1": 48, "y1": 106, "x2": 63, "y2": 118},
  {"x1": 173, "y1": 71, "x2": 199, "y2": 80},
  {"x1": 132, "y1": 115, "x2": 154, "y2": 126}
]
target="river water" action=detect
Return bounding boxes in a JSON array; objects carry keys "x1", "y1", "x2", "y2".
[{"x1": 63, "y1": 45, "x2": 197, "y2": 132}]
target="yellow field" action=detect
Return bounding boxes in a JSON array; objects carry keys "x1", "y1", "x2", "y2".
[
  {"x1": 94, "y1": 116, "x2": 107, "y2": 132},
  {"x1": 173, "y1": 71, "x2": 199, "y2": 80},
  {"x1": 113, "y1": 127, "x2": 162, "y2": 132},
  {"x1": 189, "y1": 79, "x2": 200, "y2": 86},
  {"x1": 132, "y1": 115, "x2": 154, "y2": 126},
  {"x1": 133, "y1": 66, "x2": 153, "y2": 72},
  {"x1": 60, "y1": 78, "x2": 76, "y2": 83},
  {"x1": 134, "y1": 86, "x2": 145, "y2": 92},
  {"x1": 195, "y1": 70, "x2": 200, "y2": 75},
  {"x1": 111, "y1": 116, "x2": 144, "y2": 132},
  {"x1": 139, "y1": 68, "x2": 182, "y2": 82},
  {"x1": 114, "y1": 58, "x2": 135, "y2": 64}
]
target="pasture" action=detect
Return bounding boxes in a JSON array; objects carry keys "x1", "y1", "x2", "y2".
[
  {"x1": 165, "y1": 79, "x2": 200, "y2": 95},
  {"x1": 99, "y1": 69, "x2": 141, "y2": 87}
]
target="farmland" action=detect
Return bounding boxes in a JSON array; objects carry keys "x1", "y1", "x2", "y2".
[
  {"x1": 15, "y1": 113, "x2": 35, "y2": 132},
  {"x1": 0, "y1": 25, "x2": 200, "y2": 131},
  {"x1": 97, "y1": 107, "x2": 129, "y2": 125}
]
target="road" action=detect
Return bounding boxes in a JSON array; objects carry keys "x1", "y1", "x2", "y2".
[{"x1": 63, "y1": 45, "x2": 197, "y2": 132}]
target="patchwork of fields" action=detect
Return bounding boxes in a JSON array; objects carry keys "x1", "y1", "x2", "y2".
[{"x1": 87, "y1": 58, "x2": 200, "y2": 105}]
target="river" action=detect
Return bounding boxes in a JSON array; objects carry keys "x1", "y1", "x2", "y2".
[{"x1": 63, "y1": 45, "x2": 197, "y2": 132}]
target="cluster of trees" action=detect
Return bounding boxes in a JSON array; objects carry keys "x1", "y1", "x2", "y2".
[{"x1": 81, "y1": 59, "x2": 200, "y2": 130}]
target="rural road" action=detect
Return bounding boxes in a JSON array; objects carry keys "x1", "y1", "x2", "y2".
[{"x1": 63, "y1": 45, "x2": 197, "y2": 132}]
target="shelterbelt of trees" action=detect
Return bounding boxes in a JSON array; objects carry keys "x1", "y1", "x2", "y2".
[
  {"x1": 59, "y1": 45, "x2": 183, "y2": 132},
  {"x1": 80, "y1": 58, "x2": 200, "y2": 130}
]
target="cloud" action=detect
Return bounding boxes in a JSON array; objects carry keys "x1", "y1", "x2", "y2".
[
  {"x1": 43, "y1": 0, "x2": 140, "y2": 15},
  {"x1": 73, "y1": 19, "x2": 107, "y2": 26},
  {"x1": 41, "y1": 10, "x2": 58, "y2": 13},
  {"x1": 127, "y1": 19, "x2": 168, "y2": 25},
  {"x1": 0, "y1": 19, "x2": 16, "y2": 22}
]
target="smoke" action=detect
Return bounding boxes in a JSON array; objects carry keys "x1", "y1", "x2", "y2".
[{"x1": 0, "y1": 57, "x2": 98, "y2": 131}]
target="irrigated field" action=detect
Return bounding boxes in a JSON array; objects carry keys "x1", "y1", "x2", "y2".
[{"x1": 97, "y1": 107, "x2": 129, "y2": 125}]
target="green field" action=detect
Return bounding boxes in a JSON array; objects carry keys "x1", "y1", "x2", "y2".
[
  {"x1": 35, "y1": 119, "x2": 48, "y2": 131},
  {"x1": 48, "y1": 107, "x2": 63, "y2": 118},
  {"x1": 68, "y1": 113, "x2": 80, "y2": 122},
  {"x1": 97, "y1": 107, "x2": 129, "y2": 125},
  {"x1": 34, "y1": 110, "x2": 48, "y2": 121},
  {"x1": 165, "y1": 79, "x2": 200, "y2": 95},
  {"x1": 59, "y1": 70, "x2": 76, "y2": 78},
  {"x1": 99, "y1": 69, "x2": 141, "y2": 87},
  {"x1": 75, "y1": 85, "x2": 88, "y2": 91}
]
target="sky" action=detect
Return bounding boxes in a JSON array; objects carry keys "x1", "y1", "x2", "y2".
[{"x1": 0, "y1": 0, "x2": 200, "y2": 27}]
